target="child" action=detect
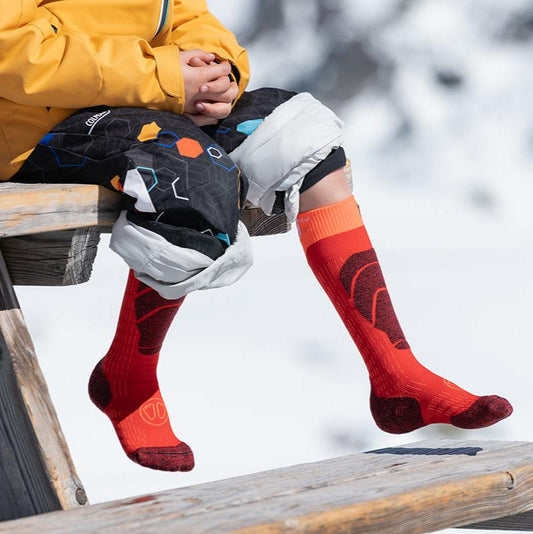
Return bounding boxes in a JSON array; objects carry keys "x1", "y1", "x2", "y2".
[{"x1": 0, "y1": 0, "x2": 512, "y2": 472}]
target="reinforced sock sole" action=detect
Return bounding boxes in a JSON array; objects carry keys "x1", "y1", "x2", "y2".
[
  {"x1": 129, "y1": 444, "x2": 195, "y2": 472},
  {"x1": 370, "y1": 390, "x2": 513, "y2": 434},
  {"x1": 449, "y1": 396, "x2": 513, "y2": 429}
]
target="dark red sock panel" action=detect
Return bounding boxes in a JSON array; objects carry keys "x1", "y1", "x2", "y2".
[
  {"x1": 297, "y1": 196, "x2": 512, "y2": 433},
  {"x1": 89, "y1": 270, "x2": 194, "y2": 471}
]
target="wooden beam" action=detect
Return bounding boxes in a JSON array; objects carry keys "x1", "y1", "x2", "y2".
[
  {"x1": 240, "y1": 205, "x2": 290, "y2": 236},
  {"x1": 0, "y1": 227, "x2": 102, "y2": 286},
  {"x1": 0, "y1": 251, "x2": 87, "y2": 520},
  {"x1": 1, "y1": 439, "x2": 533, "y2": 533},
  {"x1": 0, "y1": 160, "x2": 353, "y2": 240},
  {"x1": 0, "y1": 184, "x2": 121, "y2": 238},
  {"x1": 2, "y1": 180, "x2": 364, "y2": 242},
  {"x1": 0, "y1": 183, "x2": 288, "y2": 240},
  {"x1": 464, "y1": 510, "x2": 533, "y2": 530}
]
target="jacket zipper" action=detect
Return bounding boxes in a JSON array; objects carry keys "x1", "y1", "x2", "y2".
[{"x1": 153, "y1": 0, "x2": 169, "y2": 39}]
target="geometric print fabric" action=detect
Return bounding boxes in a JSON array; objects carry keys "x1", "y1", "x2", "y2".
[
  {"x1": 14, "y1": 107, "x2": 242, "y2": 243},
  {"x1": 12, "y1": 88, "x2": 299, "y2": 246}
]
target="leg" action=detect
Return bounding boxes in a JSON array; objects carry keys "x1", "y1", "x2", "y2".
[
  {"x1": 88, "y1": 273, "x2": 193, "y2": 471},
  {"x1": 298, "y1": 170, "x2": 512, "y2": 433},
  {"x1": 205, "y1": 86, "x2": 512, "y2": 433},
  {"x1": 298, "y1": 168, "x2": 351, "y2": 212},
  {"x1": 13, "y1": 107, "x2": 246, "y2": 470}
]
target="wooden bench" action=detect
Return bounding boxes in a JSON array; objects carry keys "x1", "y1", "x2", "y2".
[
  {"x1": 0, "y1": 161, "x2": 353, "y2": 285},
  {"x1": 1, "y1": 438, "x2": 533, "y2": 533},
  {"x1": 5, "y1": 173, "x2": 533, "y2": 533},
  {"x1": 0, "y1": 183, "x2": 293, "y2": 286},
  {"x1": 0, "y1": 181, "x2": 293, "y2": 521},
  {"x1": 0, "y1": 183, "x2": 120, "y2": 521}
]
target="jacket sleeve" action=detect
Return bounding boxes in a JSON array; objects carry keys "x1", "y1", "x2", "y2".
[
  {"x1": 171, "y1": 0, "x2": 250, "y2": 99},
  {"x1": 0, "y1": 1, "x2": 185, "y2": 111}
]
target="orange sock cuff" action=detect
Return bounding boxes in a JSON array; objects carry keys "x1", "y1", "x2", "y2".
[{"x1": 297, "y1": 195, "x2": 363, "y2": 252}]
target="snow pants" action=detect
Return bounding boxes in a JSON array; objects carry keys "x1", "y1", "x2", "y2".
[{"x1": 12, "y1": 88, "x2": 345, "y2": 298}]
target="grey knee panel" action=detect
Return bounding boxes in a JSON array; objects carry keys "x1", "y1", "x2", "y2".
[{"x1": 230, "y1": 92, "x2": 344, "y2": 221}]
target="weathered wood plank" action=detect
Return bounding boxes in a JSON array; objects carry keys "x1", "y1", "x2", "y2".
[
  {"x1": 240, "y1": 205, "x2": 290, "y2": 236},
  {"x1": 465, "y1": 510, "x2": 533, "y2": 530},
  {"x1": 0, "y1": 184, "x2": 121, "y2": 238},
  {"x1": 0, "y1": 330, "x2": 62, "y2": 520},
  {"x1": 0, "y1": 161, "x2": 353, "y2": 240},
  {"x1": 0, "y1": 227, "x2": 102, "y2": 286},
  {"x1": 2, "y1": 439, "x2": 533, "y2": 533},
  {"x1": 0, "y1": 182, "x2": 288, "y2": 240},
  {"x1": 0, "y1": 251, "x2": 87, "y2": 519},
  {"x1": 0, "y1": 182, "x2": 288, "y2": 239}
]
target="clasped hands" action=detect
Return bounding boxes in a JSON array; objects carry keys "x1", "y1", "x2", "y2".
[{"x1": 180, "y1": 49, "x2": 239, "y2": 126}]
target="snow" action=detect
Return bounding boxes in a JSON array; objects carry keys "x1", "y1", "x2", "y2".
[{"x1": 12, "y1": 1, "x2": 533, "y2": 532}]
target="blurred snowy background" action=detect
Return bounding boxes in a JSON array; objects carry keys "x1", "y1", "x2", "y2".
[{"x1": 16, "y1": 0, "x2": 533, "y2": 532}]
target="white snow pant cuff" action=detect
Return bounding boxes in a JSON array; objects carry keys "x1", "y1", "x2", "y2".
[
  {"x1": 110, "y1": 212, "x2": 254, "y2": 299},
  {"x1": 229, "y1": 92, "x2": 344, "y2": 222}
]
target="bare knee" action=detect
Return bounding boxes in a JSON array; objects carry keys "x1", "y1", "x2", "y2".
[{"x1": 299, "y1": 168, "x2": 352, "y2": 212}]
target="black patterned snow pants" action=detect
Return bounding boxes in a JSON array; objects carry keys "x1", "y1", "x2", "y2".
[{"x1": 13, "y1": 88, "x2": 345, "y2": 260}]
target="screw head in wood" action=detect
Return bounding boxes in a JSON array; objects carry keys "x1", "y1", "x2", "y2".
[{"x1": 76, "y1": 487, "x2": 88, "y2": 505}]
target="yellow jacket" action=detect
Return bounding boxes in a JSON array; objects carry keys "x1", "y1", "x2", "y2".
[{"x1": 0, "y1": 0, "x2": 250, "y2": 180}]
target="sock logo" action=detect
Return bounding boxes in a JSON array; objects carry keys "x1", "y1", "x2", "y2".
[
  {"x1": 139, "y1": 398, "x2": 169, "y2": 426},
  {"x1": 340, "y1": 248, "x2": 409, "y2": 350}
]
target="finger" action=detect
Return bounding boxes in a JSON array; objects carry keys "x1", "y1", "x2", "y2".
[
  {"x1": 199, "y1": 61, "x2": 232, "y2": 82},
  {"x1": 189, "y1": 56, "x2": 210, "y2": 68},
  {"x1": 201, "y1": 90, "x2": 236, "y2": 105},
  {"x1": 224, "y1": 82, "x2": 239, "y2": 102},
  {"x1": 180, "y1": 49, "x2": 216, "y2": 66},
  {"x1": 182, "y1": 49, "x2": 216, "y2": 65},
  {"x1": 195, "y1": 101, "x2": 233, "y2": 120},
  {"x1": 185, "y1": 113, "x2": 219, "y2": 126},
  {"x1": 200, "y1": 82, "x2": 239, "y2": 105},
  {"x1": 200, "y1": 76, "x2": 232, "y2": 96},
  {"x1": 218, "y1": 83, "x2": 239, "y2": 104}
]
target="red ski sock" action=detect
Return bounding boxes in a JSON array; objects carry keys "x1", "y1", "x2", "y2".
[
  {"x1": 89, "y1": 270, "x2": 194, "y2": 471},
  {"x1": 297, "y1": 196, "x2": 512, "y2": 433}
]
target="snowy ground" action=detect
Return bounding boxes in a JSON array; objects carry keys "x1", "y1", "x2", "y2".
[{"x1": 12, "y1": 1, "x2": 533, "y2": 533}]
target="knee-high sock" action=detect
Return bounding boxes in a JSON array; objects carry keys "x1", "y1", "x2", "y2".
[
  {"x1": 89, "y1": 270, "x2": 194, "y2": 471},
  {"x1": 297, "y1": 196, "x2": 512, "y2": 433}
]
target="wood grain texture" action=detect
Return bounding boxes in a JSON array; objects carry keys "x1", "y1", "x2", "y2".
[
  {"x1": 0, "y1": 228, "x2": 102, "y2": 286},
  {"x1": 465, "y1": 509, "x2": 533, "y2": 530},
  {"x1": 238, "y1": 161, "x2": 352, "y2": 237},
  {"x1": 0, "y1": 329, "x2": 62, "y2": 520},
  {"x1": 0, "y1": 252, "x2": 87, "y2": 519},
  {"x1": 2, "y1": 439, "x2": 533, "y2": 533},
  {"x1": 0, "y1": 184, "x2": 121, "y2": 238},
  {"x1": 0, "y1": 308, "x2": 88, "y2": 513},
  {"x1": 240, "y1": 206, "x2": 291, "y2": 236},
  {"x1": 1, "y1": 161, "x2": 353, "y2": 240},
  {"x1": 1, "y1": 182, "x2": 290, "y2": 238}
]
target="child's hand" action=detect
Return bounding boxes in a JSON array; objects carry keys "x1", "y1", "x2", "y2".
[
  {"x1": 184, "y1": 53, "x2": 239, "y2": 126},
  {"x1": 180, "y1": 50, "x2": 233, "y2": 122}
]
